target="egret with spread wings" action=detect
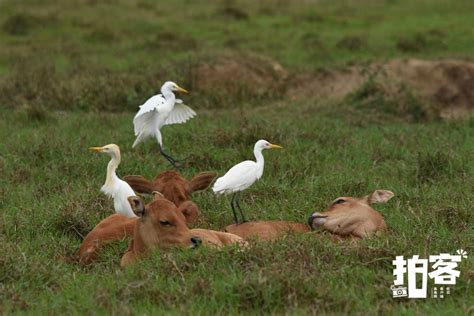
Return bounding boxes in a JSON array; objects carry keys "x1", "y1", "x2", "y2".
[{"x1": 132, "y1": 81, "x2": 196, "y2": 167}]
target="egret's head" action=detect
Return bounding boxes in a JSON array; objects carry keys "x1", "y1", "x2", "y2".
[
  {"x1": 162, "y1": 81, "x2": 189, "y2": 94},
  {"x1": 89, "y1": 144, "x2": 121, "y2": 158},
  {"x1": 255, "y1": 139, "x2": 283, "y2": 151}
]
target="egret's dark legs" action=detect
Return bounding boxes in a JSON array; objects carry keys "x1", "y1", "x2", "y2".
[
  {"x1": 235, "y1": 192, "x2": 247, "y2": 223},
  {"x1": 230, "y1": 193, "x2": 239, "y2": 224},
  {"x1": 160, "y1": 147, "x2": 179, "y2": 168},
  {"x1": 159, "y1": 147, "x2": 192, "y2": 169}
]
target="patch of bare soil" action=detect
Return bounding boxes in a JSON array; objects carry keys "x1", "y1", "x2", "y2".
[
  {"x1": 190, "y1": 54, "x2": 289, "y2": 106},
  {"x1": 287, "y1": 58, "x2": 474, "y2": 119},
  {"x1": 288, "y1": 68, "x2": 367, "y2": 102},
  {"x1": 381, "y1": 59, "x2": 474, "y2": 119},
  {"x1": 3, "y1": 52, "x2": 471, "y2": 118}
]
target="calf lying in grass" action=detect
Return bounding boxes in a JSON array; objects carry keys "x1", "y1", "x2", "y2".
[
  {"x1": 75, "y1": 171, "x2": 217, "y2": 263},
  {"x1": 121, "y1": 195, "x2": 247, "y2": 267},
  {"x1": 307, "y1": 189, "x2": 394, "y2": 239},
  {"x1": 225, "y1": 190, "x2": 394, "y2": 241}
]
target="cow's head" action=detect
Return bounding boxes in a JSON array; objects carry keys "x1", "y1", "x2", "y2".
[
  {"x1": 124, "y1": 171, "x2": 217, "y2": 224},
  {"x1": 128, "y1": 194, "x2": 202, "y2": 249},
  {"x1": 308, "y1": 190, "x2": 394, "y2": 238}
]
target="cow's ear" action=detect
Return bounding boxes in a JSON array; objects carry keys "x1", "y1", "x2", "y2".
[
  {"x1": 186, "y1": 172, "x2": 218, "y2": 194},
  {"x1": 177, "y1": 201, "x2": 199, "y2": 225},
  {"x1": 128, "y1": 196, "x2": 146, "y2": 217},
  {"x1": 152, "y1": 191, "x2": 165, "y2": 200},
  {"x1": 367, "y1": 190, "x2": 394, "y2": 204},
  {"x1": 123, "y1": 175, "x2": 154, "y2": 194}
]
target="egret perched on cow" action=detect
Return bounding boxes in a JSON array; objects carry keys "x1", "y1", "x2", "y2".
[
  {"x1": 89, "y1": 144, "x2": 137, "y2": 218},
  {"x1": 213, "y1": 139, "x2": 283, "y2": 224},
  {"x1": 132, "y1": 81, "x2": 196, "y2": 168}
]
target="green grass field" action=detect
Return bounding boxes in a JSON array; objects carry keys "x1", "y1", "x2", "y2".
[{"x1": 0, "y1": 0, "x2": 473, "y2": 314}]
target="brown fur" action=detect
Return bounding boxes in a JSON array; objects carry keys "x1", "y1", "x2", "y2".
[
  {"x1": 190, "y1": 229, "x2": 248, "y2": 248},
  {"x1": 75, "y1": 171, "x2": 217, "y2": 264},
  {"x1": 121, "y1": 196, "x2": 246, "y2": 267},
  {"x1": 76, "y1": 214, "x2": 135, "y2": 263},
  {"x1": 124, "y1": 171, "x2": 218, "y2": 206},
  {"x1": 226, "y1": 221, "x2": 310, "y2": 241},
  {"x1": 226, "y1": 190, "x2": 394, "y2": 241},
  {"x1": 308, "y1": 190, "x2": 393, "y2": 239}
]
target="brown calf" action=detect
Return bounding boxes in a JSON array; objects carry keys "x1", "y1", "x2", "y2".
[
  {"x1": 75, "y1": 171, "x2": 217, "y2": 263},
  {"x1": 226, "y1": 221, "x2": 310, "y2": 241},
  {"x1": 225, "y1": 190, "x2": 394, "y2": 241},
  {"x1": 121, "y1": 195, "x2": 247, "y2": 267},
  {"x1": 308, "y1": 190, "x2": 394, "y2": 239}
]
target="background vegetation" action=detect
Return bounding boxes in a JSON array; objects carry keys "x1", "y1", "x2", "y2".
[{"x1": 0, "y1": 0, "x2": 472, "y2": 314}]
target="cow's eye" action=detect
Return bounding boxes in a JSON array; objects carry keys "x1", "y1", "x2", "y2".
[
  {"x1": 159, "y1": 220, "x2": 172, "y2": 226},
  {"x1": 334, "y1": 199, "x2": 346, "y2": 204}
]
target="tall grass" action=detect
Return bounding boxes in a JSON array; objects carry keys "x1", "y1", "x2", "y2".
[
  {"x1": 0, "y1": 0, "x2": 473, "y2": 314},
  {"x1": 1, "y1": 101, "x2": 472, "y2": 314}
]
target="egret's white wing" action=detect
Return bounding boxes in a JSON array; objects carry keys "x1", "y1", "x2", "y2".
[
  {"x1": 117, "y1": 178, "x2": 136, "y2": 199},
  {"x1": 165, "y1": 103, "x2": 196, "y2": 125},
  {"x1": 114, "y1": 179, "x2": 138, "y2": 218},
  {"x1": 213, "y1": 161, "x2": 258, "y2": 194},
  {"x1": 133, "y1": 94, "x2": 166, "y2": 135},
  {"x1": 100, "y1": 182, "x2": 116, "y2": 198}
]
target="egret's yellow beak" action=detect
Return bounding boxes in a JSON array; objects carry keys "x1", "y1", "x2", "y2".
[
  {"x1": 175, "y1": 85, "x2": 189, "y2": 94},
  {"x1": 89, "y1": 146, "x2": 104, "y2": 153},
  {"x1": 269, "y1": 143, "x2": 283, "y2": 149}
]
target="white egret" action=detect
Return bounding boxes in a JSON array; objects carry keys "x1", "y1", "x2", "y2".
[
  {"x1": 212, "y1": 139, "x2": 283, "y2": 223},
  {"x1": 89, "y1": 144, "x2": 137, "y2": 218},
  {"x1": 132, "y1": 81, "x2": 196, "y2": 167}
]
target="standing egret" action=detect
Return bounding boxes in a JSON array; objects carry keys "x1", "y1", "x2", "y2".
[
  {"x1": 213, "y1": 140, "x2": 283, "y2": 224},
  {"x1": 132, "y1": 81, "x2": 196, "y2": 168},
  {"x1": 89, "y1": 144, "x2": 137, "y2": 218}
]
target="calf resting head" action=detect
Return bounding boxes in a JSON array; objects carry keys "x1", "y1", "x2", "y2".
[
  {"x1": 121, "y1": 194, "x2": 246, "y2": 267},
  {"x1": 308, "y1": 190, "x2": 394, "y2": 239},
  {"x1": 76, "y1": 171, "x2": 215, "y2": 265},
  {"x1": 128, "y1": 194, "x2": 201, "y2": 252}
]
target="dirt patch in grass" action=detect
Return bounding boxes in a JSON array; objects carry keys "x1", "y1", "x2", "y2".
[
  {"x1": 1, "y1": 53, "x2": 473, "y2": 118},
  {"x1": 288, "y1": 58, "x2": 474, "y2": 119},
  {"x1": 0, "y1": 53, "x2": 289, "y2": 111},
  {"x1": 383, "y1": 59, "x2": 474, "y2": 119},
  {"x1": 288, "y1": 67, "x2": 366, "y2": 103},
  {"x1": 190, "y1": 54, "x2": 289, "y2": 108}
]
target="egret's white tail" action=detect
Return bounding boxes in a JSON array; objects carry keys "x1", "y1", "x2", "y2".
[{"x1": 132, "y1": 133, "x2": 145, "y2": 148}]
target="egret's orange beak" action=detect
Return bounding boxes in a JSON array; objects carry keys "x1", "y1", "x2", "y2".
[
  {"x1": 89, "y1": 146, "x2": 104, "y2": 152},
  {"x1": 269, "y1": 144, "x2": 283, "y2": 149},
  {"x1": 175, "y1": 85, "x2": 189, "y2": 94}
]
